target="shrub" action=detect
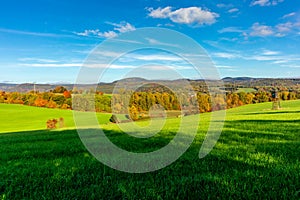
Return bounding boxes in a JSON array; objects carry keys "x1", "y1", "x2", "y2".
[{"x1": 46, "y1": 119, "x2": 58, "y2": 129}]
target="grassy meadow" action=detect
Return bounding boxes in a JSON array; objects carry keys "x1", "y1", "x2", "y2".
[
  {"x1": 0, "y1": 104, "x2": 111, "y2": 133},
  {"x1": 0, "y1": 101, "x2": 299, "y2": 199}
]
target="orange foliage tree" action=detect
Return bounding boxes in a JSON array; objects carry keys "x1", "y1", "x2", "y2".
[{"x1": 34, "y1": 97, "x2": 48, "y2": 107}]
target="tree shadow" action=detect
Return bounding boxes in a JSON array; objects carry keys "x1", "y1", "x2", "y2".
[{"x1": 0, "y1": 127, "x2": 299, "y2": 199}]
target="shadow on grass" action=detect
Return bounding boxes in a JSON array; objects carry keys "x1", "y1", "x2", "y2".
[{"x1": 0, "y1": 128, "x2": 299, "y2": 199}]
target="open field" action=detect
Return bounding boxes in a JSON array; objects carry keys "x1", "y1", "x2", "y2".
[
  {"x1": 0, "y1": 101, "x2": 300, "y2": 199},
  {"x1": 235, "y1": 87, "x2": 257, "y2": 93},
  {"x1": 0, "y1": 104, "x2": 111, "y2": 133}
]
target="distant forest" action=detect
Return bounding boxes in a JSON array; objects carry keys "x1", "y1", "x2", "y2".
[{"x1": 1, "y1": 77, "x2": 300, "y2": 120}]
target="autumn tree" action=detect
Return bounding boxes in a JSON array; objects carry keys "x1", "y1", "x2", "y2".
[
  {"x1": 34, "y1": 97, "x2": 48, "y2": 107},
  {"x1": 129, "y1": 105, "x2": 139, "y2": 121},
  {"x1": 63, "y1": 90, "x2": 72, "y2": 98},
  {"x1": 53, "y1": 86, "x2": 67, "y2": 93}
]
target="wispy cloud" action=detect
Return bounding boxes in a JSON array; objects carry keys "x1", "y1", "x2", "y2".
[
  {"x1": 228, "y1": 8, "x2": 239, "y2": 13},
  {"x1": 250, "y1": 23, "x2": 274, "y2": 36},
  {"x1": 106, "y1": 21, "x2": 136, "y2": 33},
  {"x1": 19, "y1": 63, "x2": 82, "y2": 68},
  {"x1": 19, "y1": 57, "x2": 59, "y2": 63},
  {"x1": 212, "y1": 48, "x2": 300, "y2": 68},
  {"x1": 218, "y1": 27, "x2": 245, "y2": 35},
  {"x1": 216, "y1": 65, "x2": 236, "y2": 69},
  {"x1": 250, "y1": 0, "x2": 284, "y2": 7},
  {"x1": 147, "y1": 6, "x2": 219, "y2": 26},
  {"x1": 282, "y1": 12, "x2": 296, "y2": 19},
  {"x1": 220, "y1": 21, "x2": 300, "y2": 39},
  {"x1": 74, "y1": 21, "x2": 135, "y2": 38},
  {"x1": 128, "y1": 54, "x2": 182, "y2": 62},
  {"x1": 275, "y1": 22, "x2": 293, "y2": 35},
  {"x1": 249, "y1": 22, "x2": 300, "y2": 37},
  {"x1": 0, "y1": 28, "x2": 71, "y2": 38},
  {"x1": 74, "y1": 29, "x2": 117, "y2": 38},
  {"x1": 216, "y1": 4, "x2": 233, "y2": 8},
  {"x1": 244, "y1": 50, "x2": 300, "y2": 66},
  {"x1": 261, "y1": 50, "x2": 281, "y2": 55},
  {"x1": 145, "y1": 37, "x2": 179, "y2": 47},
  {"x1": 212, "y1": 52, "x2": 240, "y2": 59}
]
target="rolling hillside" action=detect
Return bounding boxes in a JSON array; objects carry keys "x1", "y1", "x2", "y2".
[{"x1": 0, "y1": 101, "x2": 299, "y2": 199}]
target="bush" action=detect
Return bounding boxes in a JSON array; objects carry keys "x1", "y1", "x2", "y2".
[{"x1": 46, "y1": 119, "x2": 58, "y2": 129}]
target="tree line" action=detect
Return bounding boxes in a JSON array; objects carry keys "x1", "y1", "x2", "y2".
[{"x1": 1, "y1": 86, "x2": 300, "y2": 118}]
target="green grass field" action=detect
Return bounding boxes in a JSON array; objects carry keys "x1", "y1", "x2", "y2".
[
  {"x1": 235, "y1": 87, "x2": 257, "y2": 93},
  {"x1": 0, "y1": 104, "x2": 111, "y2": 133},
  {"x1": 0, "y1": 101, "x2": 299, "y2": 199}
]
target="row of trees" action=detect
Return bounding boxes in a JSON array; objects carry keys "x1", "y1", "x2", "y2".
[
  {"x1": 111, "y1": 90, "x2": 299, "y2": 115},
  {"x1": 0, "y1": 90, "x2": 72, "y2": 109},
  {"x1": 1, "y1": 88, "x2": 299, "y2": 118}
]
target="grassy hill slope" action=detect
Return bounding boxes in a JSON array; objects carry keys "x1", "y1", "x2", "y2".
[
  {"x1": 0, "y1": 104, "x2": 111, "y2": 133},
  {"x1": 0, "y1": 101, "x2": 299, "y2": 199}
]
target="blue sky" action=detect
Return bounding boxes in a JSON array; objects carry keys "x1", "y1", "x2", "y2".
[{"x1": 0, "y1": 0, "x2": 300, "y2": 83}]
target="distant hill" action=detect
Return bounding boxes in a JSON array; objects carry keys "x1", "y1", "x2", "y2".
[
  {"x1": 222, "y1": 77, "x2": 256, "y2": 82},
  {"x1": 1, "y1": 77, "x2": 300, "y2": 93}
]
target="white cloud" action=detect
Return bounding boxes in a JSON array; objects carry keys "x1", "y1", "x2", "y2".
[
  {"x1": 219, "y1": 22, "x2": 298, "y2": 38},
  {"x1": 0, "y1": 28, "x2": 71, "y2": 38},
  {"x1": 251, "y1": 0, "x2": 270, "y2": 6},
  {"x1": 129, "y1": 54, "x2": 182, "y2": 62},
  {"x1": 19, "y1": 63, "x2": 82, "y2": 68},
  {"x1": 145, "y1": 37, "x2": 179, "y2": 47},
  {"x1": 216, "y1": 4, "x2": 233, "y2": 8},
  {"x1": 75, "y1": 29, "x2": 99, "y2": 36},
  {"x1": 244, "y1": 51, "x2": 300, "y2": 66},
  {"x1": 109, "y1": 21, "x2": 136, "y2": 33},
  {"x1": 218, "y1": 27, "x2": 244, "y2": 33},
  {"x1": 276, "y1": 22, "x2": 293, "y2": 33},
  {"x1": 251, "y1": 0, "x2": 284, "y2": 7},
  {"x1": 211, "y1": 48, "x2": 300, "y2": 70},
  {"x1": 249, "y1": 55, "x2": 279, "y2": 61},
  {"x1": 75, "y1": 21, "x2": 135, "y2": 38},
  {"x1": 75, "y1": 29, "x2": 118, "y2": 38},
  {"x1": 246, "y1": 21, "x2": 300, "y2": 38},
  {"x1": 91, "y1": 50, "x2": 122, "y2": 58},
  {"x1": 273, "y1": 60, "x2": 288, "y2": 64},
  {"x1": 147, "y1": 6, "x2": 219, "y2": 26},
  {"x1": 212, "y1": 52, "x2": 240, "y2": 59},
  {"x1": 148, "y1": 6, "x2": 172, "y2": 18},
  {"x1": 75, "y1": 29, "x2": 117, "y2": 38},
  {"x1": 228, "y1": 8, "x2": 239, "y2": 13},
  {"x1": 216, "y1": 65, "x2": 236, "y2": 69},
  {"x1": 98, "y1": 31, "x2": 118, "y2": 38},
  {"x1": 262, "y1": 50, "x2": 280, "y2": 55},
  {"x1": 282, "y1": 12, "x2": 296, "y2": 19},
  {"x1": 19, "y1": 57, "x2": 59, "y2": 63},
  {"x1": 250, "y1": 23, "x2": 274, "y2": 36}
]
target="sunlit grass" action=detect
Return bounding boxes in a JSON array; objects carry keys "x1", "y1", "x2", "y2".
[
  {"x1": 0, "y1": 100, "x2": 299, "y2": 199},
  {"x1": 0, "y1": 104, "x2": 111, "y2": 133}
]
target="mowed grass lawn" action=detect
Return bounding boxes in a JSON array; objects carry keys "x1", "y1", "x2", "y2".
[{"x1": 0, "y1": 101, "x2": 299, "y2": 199}]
